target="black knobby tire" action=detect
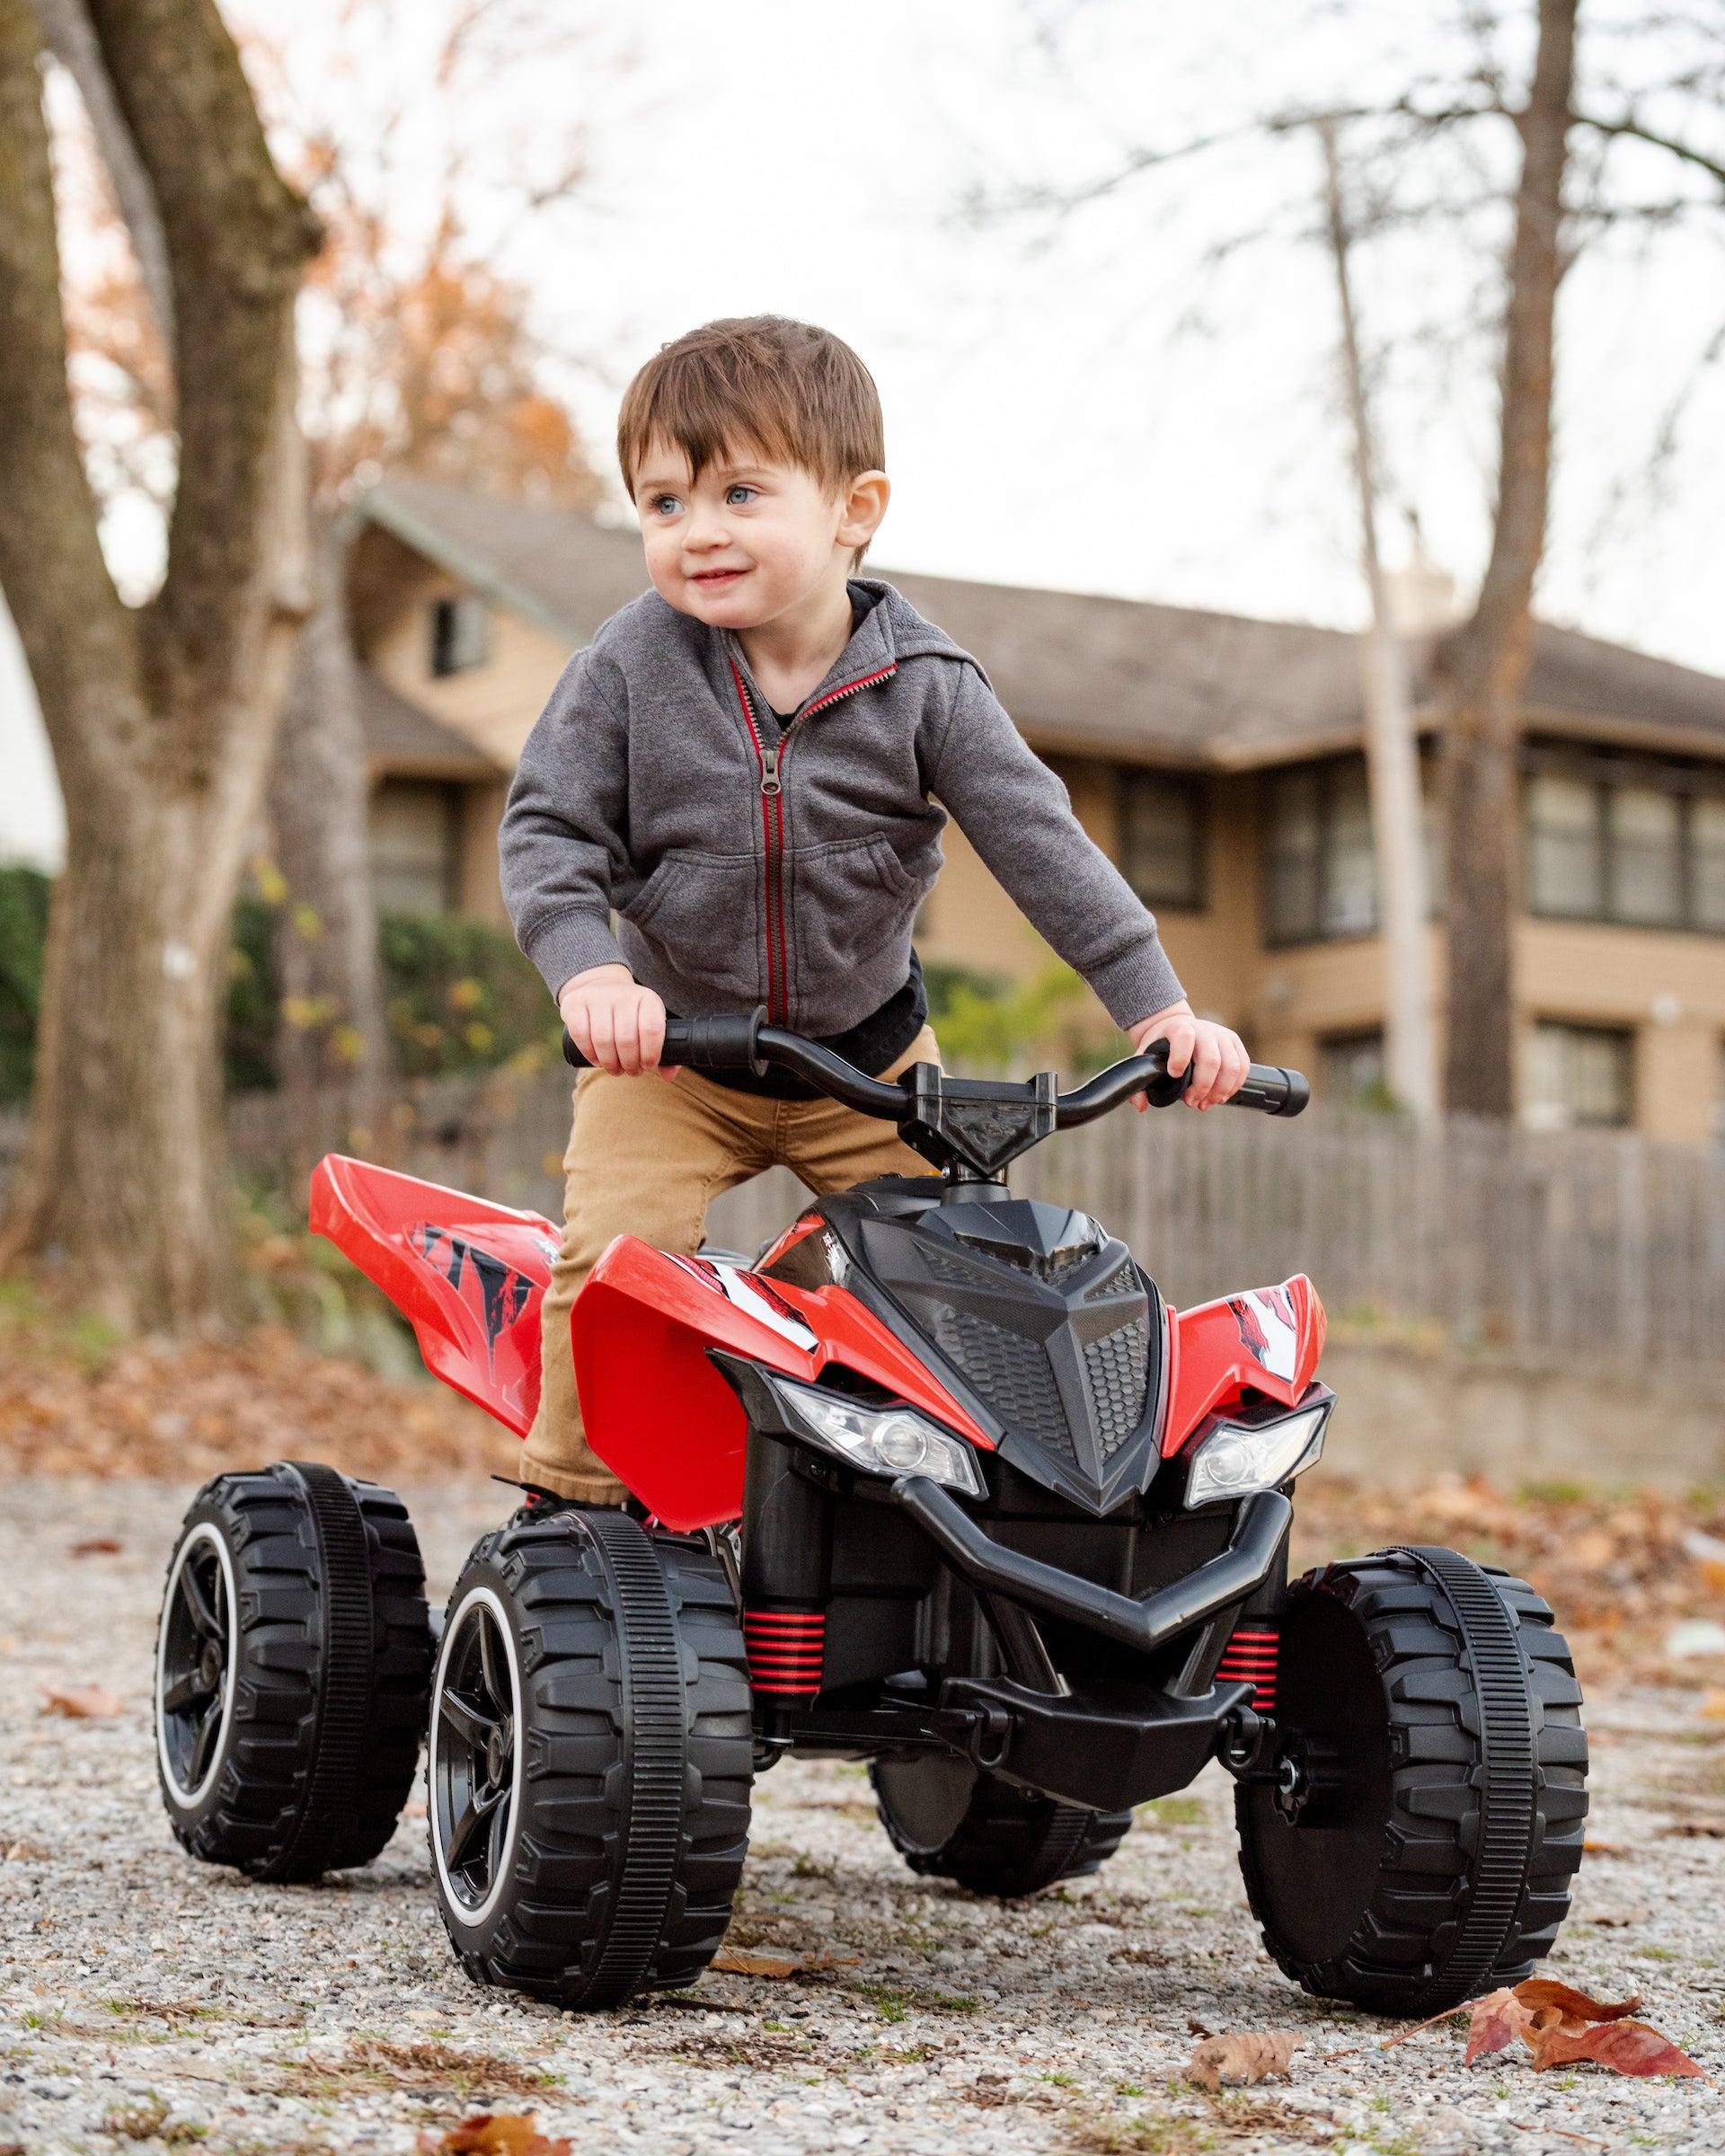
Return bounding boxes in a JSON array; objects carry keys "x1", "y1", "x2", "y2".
[
  {"x1": 430, "y1": 1510, "x2": 753, "y2": 2008},
  {"x1": 872, "y1": 1754, "x2": 1132, "y2": 1896},
  {"x1": 155, "y1": 1462, "x2": 431, "y2": 1882},
  {"x1": 1235, "y1": 1546, "x2": 1588, "y2": 2016}
]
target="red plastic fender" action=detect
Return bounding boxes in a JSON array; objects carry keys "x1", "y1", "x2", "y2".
[
  {"x1": 309, "y1": 1154, "x2": 560, "y2": 1436},
  {"x1": 1162, "y1": 1275, "x2": 1327, "y2": 1454},
  {"x1": 573, "y1": 1236, "x2": 994, "y2": 1532}
]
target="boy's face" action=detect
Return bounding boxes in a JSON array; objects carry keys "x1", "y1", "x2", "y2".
[{"x1": 630, "y1": 437, "x2": 889, "y2": 631}]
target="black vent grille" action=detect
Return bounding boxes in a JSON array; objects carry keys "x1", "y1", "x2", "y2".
[
  {"x1": 1084, "y1": 1259, "x2": 1138, "y2": 1302},
  {"x1": 927, "y1": 1303, "x2": 1073, "y2": 1461},
  {"x1": 1083, "y1": 1315, "x2": 1151, "y2": 1458}
]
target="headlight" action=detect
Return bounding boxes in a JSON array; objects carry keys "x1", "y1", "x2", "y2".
[
  {"x1": 770, "y1": 1377, "x2": 986, "y2": 1498},
  {"x1": 1184, "y1": 1389, "x2": 1332, "y2": 1509}
]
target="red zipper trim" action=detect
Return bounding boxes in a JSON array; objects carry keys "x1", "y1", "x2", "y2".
[{"x1": 728, "y1": 657, "x2": 898, "y2": 1026}]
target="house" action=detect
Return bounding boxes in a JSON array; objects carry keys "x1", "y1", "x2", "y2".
[{"x1": 348, "y1": 477, "x2": 1725, "y2": 1144}]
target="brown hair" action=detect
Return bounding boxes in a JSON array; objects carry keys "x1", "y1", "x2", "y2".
[{"x1": 616, "y1": 315, "x2": 885, "y2": 496}]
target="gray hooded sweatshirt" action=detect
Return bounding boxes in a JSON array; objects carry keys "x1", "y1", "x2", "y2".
[{"x1": 500, "y1": 579, "x2": 1183, "y2": 1039}]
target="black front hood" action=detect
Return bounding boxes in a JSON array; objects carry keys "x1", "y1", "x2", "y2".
[{"x1": 857, "y1": 1198, "x2": 1167, "y2": 1515}]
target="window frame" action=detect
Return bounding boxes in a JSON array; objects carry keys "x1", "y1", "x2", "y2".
[
  {"x1": 1523, "y1": 739, "x2": 1725, "y2": 936},
  {"x1": 1261, "y1": 754, "x2": 1385, "y2": 950},
  {"x1": 1115, "y1": 764, "x2": 1208, "y2": 915},
  {"x1": 429, "y1": 591, "x2": 491, "y2": 679},
  {"x1": 1525, "y1": 1017, "x2": 1635, "y2": 1132}
]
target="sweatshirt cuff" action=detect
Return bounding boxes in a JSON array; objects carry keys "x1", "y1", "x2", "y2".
[
  {"x1": 521, "y1": 907, "x2": 630, "y2": 1002},
  {"x1": 1088, "y1": 937, "x2": 1185, "y2": 1032}
]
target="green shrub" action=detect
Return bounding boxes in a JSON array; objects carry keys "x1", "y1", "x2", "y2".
[
  {"x1": 0, "y1": 866, "x2": 50, "y2": 1104},
  {"x1": 379, "y1": 911, "x2": 559, "y2": 1079},
  {"x1": 924, "y1": 957, "x2": 1119, "y2": 1076},
  {"x1": 226, "y1": 897, "x2": 280, "y2": 1093}
]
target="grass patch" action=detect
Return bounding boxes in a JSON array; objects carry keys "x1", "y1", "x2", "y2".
[
  {"x1": 1065, "y1": 2115, "x2": 1215, "y2": 2154},
  {"x1": 270, "y1": 2039, "x2": 556, "y2": 2101},
  {"x1": 1137, "y1": 1797, "x2": 1205, "y2": 1827}
]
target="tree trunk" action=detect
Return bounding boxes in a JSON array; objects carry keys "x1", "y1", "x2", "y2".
[
  {"x1": 1318, "y1": 117, "x2": 1438, "y2": 1127},
  {"x1": 269, "y1": 517, "x2": 389, "y2": 1193},
  {"x1": 0, "y1": 0, "x2": 315, "y2": 1330},
  {"x1": 1435, "y1": 0, "x2": 1577, "y2": 1119}
]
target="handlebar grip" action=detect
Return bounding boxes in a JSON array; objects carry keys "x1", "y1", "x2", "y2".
[
  {"x1": 562, "y1": 1007, "x2": 767, "y2": 1074},
  {"x1": 1231, "y1": 1064, "x2": 1310, "y2": 1117}
]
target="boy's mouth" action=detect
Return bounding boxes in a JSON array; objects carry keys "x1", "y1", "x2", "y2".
[{"x1": 690, "y1": 568, "x2": 748, "y2": 588}]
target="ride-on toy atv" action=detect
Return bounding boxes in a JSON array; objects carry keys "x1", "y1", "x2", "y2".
[{"x1": 154, "y1": 1015, "x2": 1587, "y2": 2014}]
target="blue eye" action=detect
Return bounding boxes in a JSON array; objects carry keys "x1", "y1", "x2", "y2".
[
  {"x1": 650, "y1": 495, "x2": 681, "y2": 517},
  {"x1": 726, "y1": 485, "x2": 756, "y2": 507}
]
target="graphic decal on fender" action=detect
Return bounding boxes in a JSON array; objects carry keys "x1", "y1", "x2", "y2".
[
  {"x1": 1227, "y1": 1286, "x2": 1299, "y2": 1381},
  {"x1": 413, "y1": 1224, "x2": 550, "y2": 1365},
  {"x1": 668, "y1": 1256, "x2": 819, "y2": 1353}
]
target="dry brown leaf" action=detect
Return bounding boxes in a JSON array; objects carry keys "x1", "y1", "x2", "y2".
[
  {"x1": 1526, "y1": 2014, "x2": 1705, "y2": 2079},
  {"x1": 1187, "y1": 2029, "x2": 1302, "y2": 2090},
  {"x1": 1513, "y1": 1979, "x2": 1642, "y2": 2025},
  {"x1": 417, "y1": 2116, "x2": 569, "y2": 2156},
  {"x1": 1462, "y1": 1987, "x2": 1542, "y2": 2063},
  {"x1": 711, "y1": 1948, "x2": 801, "y2": 1977},
  {"x1": 40, "y1": 1683, "x2": 122, "y2": 1719},
  {"x1": 70, "y1": 1536, "x2": 122, "y2": 1557}
]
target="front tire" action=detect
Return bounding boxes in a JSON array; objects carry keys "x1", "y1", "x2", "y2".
[
  {"x1": 872, "y1": 1754, "x2": 1132, "y2": 1896},
  {"x1": 155, "y1": 1463, "x2": 431, "y2": 1881},
  {"x1": 430, "y1": 1510, "x2": 753, "y2": 2008},
  {"x1": 1236, "y1": 1547, "x2": 1588, "y2": 2015}
]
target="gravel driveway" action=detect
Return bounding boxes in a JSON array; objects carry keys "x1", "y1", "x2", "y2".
[{"x1": 4, "y1": 1476, "x2": 1725, "y2": 2155}]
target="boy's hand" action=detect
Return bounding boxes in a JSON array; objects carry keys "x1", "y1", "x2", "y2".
[
  {"x1": 558, "y1": 963, "x2": 674, "y2": 1078},
  {"x1": 1128, "y1": 1000, "x2": 1251, "y2": 1112}
]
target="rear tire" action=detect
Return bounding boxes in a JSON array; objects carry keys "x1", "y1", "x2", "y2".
[
  {"x1": 1236, "y1": 1546, "x2": 1588, "y2": 2016},
  {"x1": 430, "y1": 1510, "x2": 753, "y2": 2008},
  {"x1": 872, "y1": 1754, "x2": 1131, "y2": 1896},
  {"x1": 155, "y1": 1463, "x2": 431, "y2": 1881}
]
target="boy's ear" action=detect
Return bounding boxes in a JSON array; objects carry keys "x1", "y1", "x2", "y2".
[{"x1": 836, "y1": 469, "x2": 890, "y2": 552}]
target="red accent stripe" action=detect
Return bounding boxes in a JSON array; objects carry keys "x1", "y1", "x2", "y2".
[
  {"x1": 1217, "y1": 1621, "x2": 1278, "y2": 1710},
  {"x1": 744, "y1": 1608, "x2": 826, "y2": 1697},
  {"x1": 801, "y1": 663, "x2": 898, "y2": 719},
  {"x1": 728, "y1": 658, "x2": 898, "y2": 1027}
]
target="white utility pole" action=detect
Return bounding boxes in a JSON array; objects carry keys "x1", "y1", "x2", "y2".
[{"x1": 1317, "y1": 117, "x2": 1438, "y2": 1126}]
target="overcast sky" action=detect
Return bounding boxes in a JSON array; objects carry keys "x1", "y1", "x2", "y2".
[{"x1": 4, "y1": 0, "x2": 1722, "y2": 867}]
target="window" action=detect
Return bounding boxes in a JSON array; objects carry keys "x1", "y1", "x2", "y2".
[
  {"x1": 1318, "y1": 1029, "x2": 1386, "y2": 1109},
  {"x1": 429, "y1": 592, "x2": 490, "y2": 677},
  {"x1": 1525, "y1": 746, "x2": 1725, "y2": 932},
  {"x1": 1524, "y1": 1021, "x2": 1633, "y2": 1131},
  {"x1": 1118, "y1": 770, "x2": 1205, "y2": 910},
  {"x1": 371, "y1": 781, "x2": 460, "y2": 915},
  {"x1": 1263, "y1": 757, "x2": 1380, "y2": 945}
]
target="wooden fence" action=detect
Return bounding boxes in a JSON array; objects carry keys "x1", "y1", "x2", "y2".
[{"x1": 8, "y1": 1072, "x2": 1725, "y2": 1370}]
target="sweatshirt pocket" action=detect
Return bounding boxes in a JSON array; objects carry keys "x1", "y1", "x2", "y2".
[
  {"x1": 624, "y1": 849, "x2": 762, "y2": 1001},
  {"x1": 790, "y1": 833, "x2": 922, "y2": 974}
]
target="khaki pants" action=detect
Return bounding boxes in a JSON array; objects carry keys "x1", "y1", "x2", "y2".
[{"x1": 525, "y1": 1026, "x2": 939, "y2": 1501}]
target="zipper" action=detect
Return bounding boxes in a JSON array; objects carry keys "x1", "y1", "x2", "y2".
[{"x1": 728, "y1": 658, "x2": 898, "y2": 1024}]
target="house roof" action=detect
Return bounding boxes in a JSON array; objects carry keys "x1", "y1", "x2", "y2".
[
  {"x1": 353, "y1": 480, "x2": 1725, "y2": 771},
  {"x1": 358, "y1": 663, "x2": 501, "y2": 779}
]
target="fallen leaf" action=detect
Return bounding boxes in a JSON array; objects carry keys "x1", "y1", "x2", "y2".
[
  {"x1": 1581, "y1": 1838, "x2": 1631, "y2": 1856},
  {"x1": 708, "y1": 1947, "x2": 858, "y2": 1978},
  {"x1": 1701, "y1": 1691, "x2": 1725, "y2": 1722},
  {"x1": 1682, "y1": 1528, "x2": 1725, "y2": 1591},
  {"x1": 711, "y1": 1948, "x2": 800, "y2": 1978},
  {"x1": 416, "y1": 2116, "x2": 570, "y2": 2156},
  {"x1": 70, "y1": 1536, "x2": 122, "y2": 1557},
  {"x1": 1526, "y1": 2016, "x2": 1705, "y2": 2079},
  {"x1": 1187, "y1": 2030, "x2": 1302, "y2": 2090},
  {"x1": 40, "y1": 1683, "x2": 122, "y2": 1719},
  {"x1": 1463, "y1": 1988, "x2": 1541, "y2": 2064},
  {"x1": 1511, "y1": 1980, "x2": 1641, "y2": 2026}
]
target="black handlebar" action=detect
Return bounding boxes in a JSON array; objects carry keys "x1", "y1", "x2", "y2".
[{"x1": 562, "y1": 1008, "x2": 1309, "y2": 1124}]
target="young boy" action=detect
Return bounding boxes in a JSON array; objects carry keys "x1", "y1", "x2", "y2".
[{"x1": 500, "y1": 314, "x2": 1250, "y2": 1506}]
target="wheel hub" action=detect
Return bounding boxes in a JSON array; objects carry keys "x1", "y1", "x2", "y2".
[{"x1": 199, "y1": 1639, "x2": 223, "y2": 1691}]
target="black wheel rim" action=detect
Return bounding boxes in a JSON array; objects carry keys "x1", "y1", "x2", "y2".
[
  {"x1": 433, "y1": 1595, "x2": 518, "y2": 1914},
  {"x1": 156, "y1": 1525, "x2": 234, "y2": 1802}
]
